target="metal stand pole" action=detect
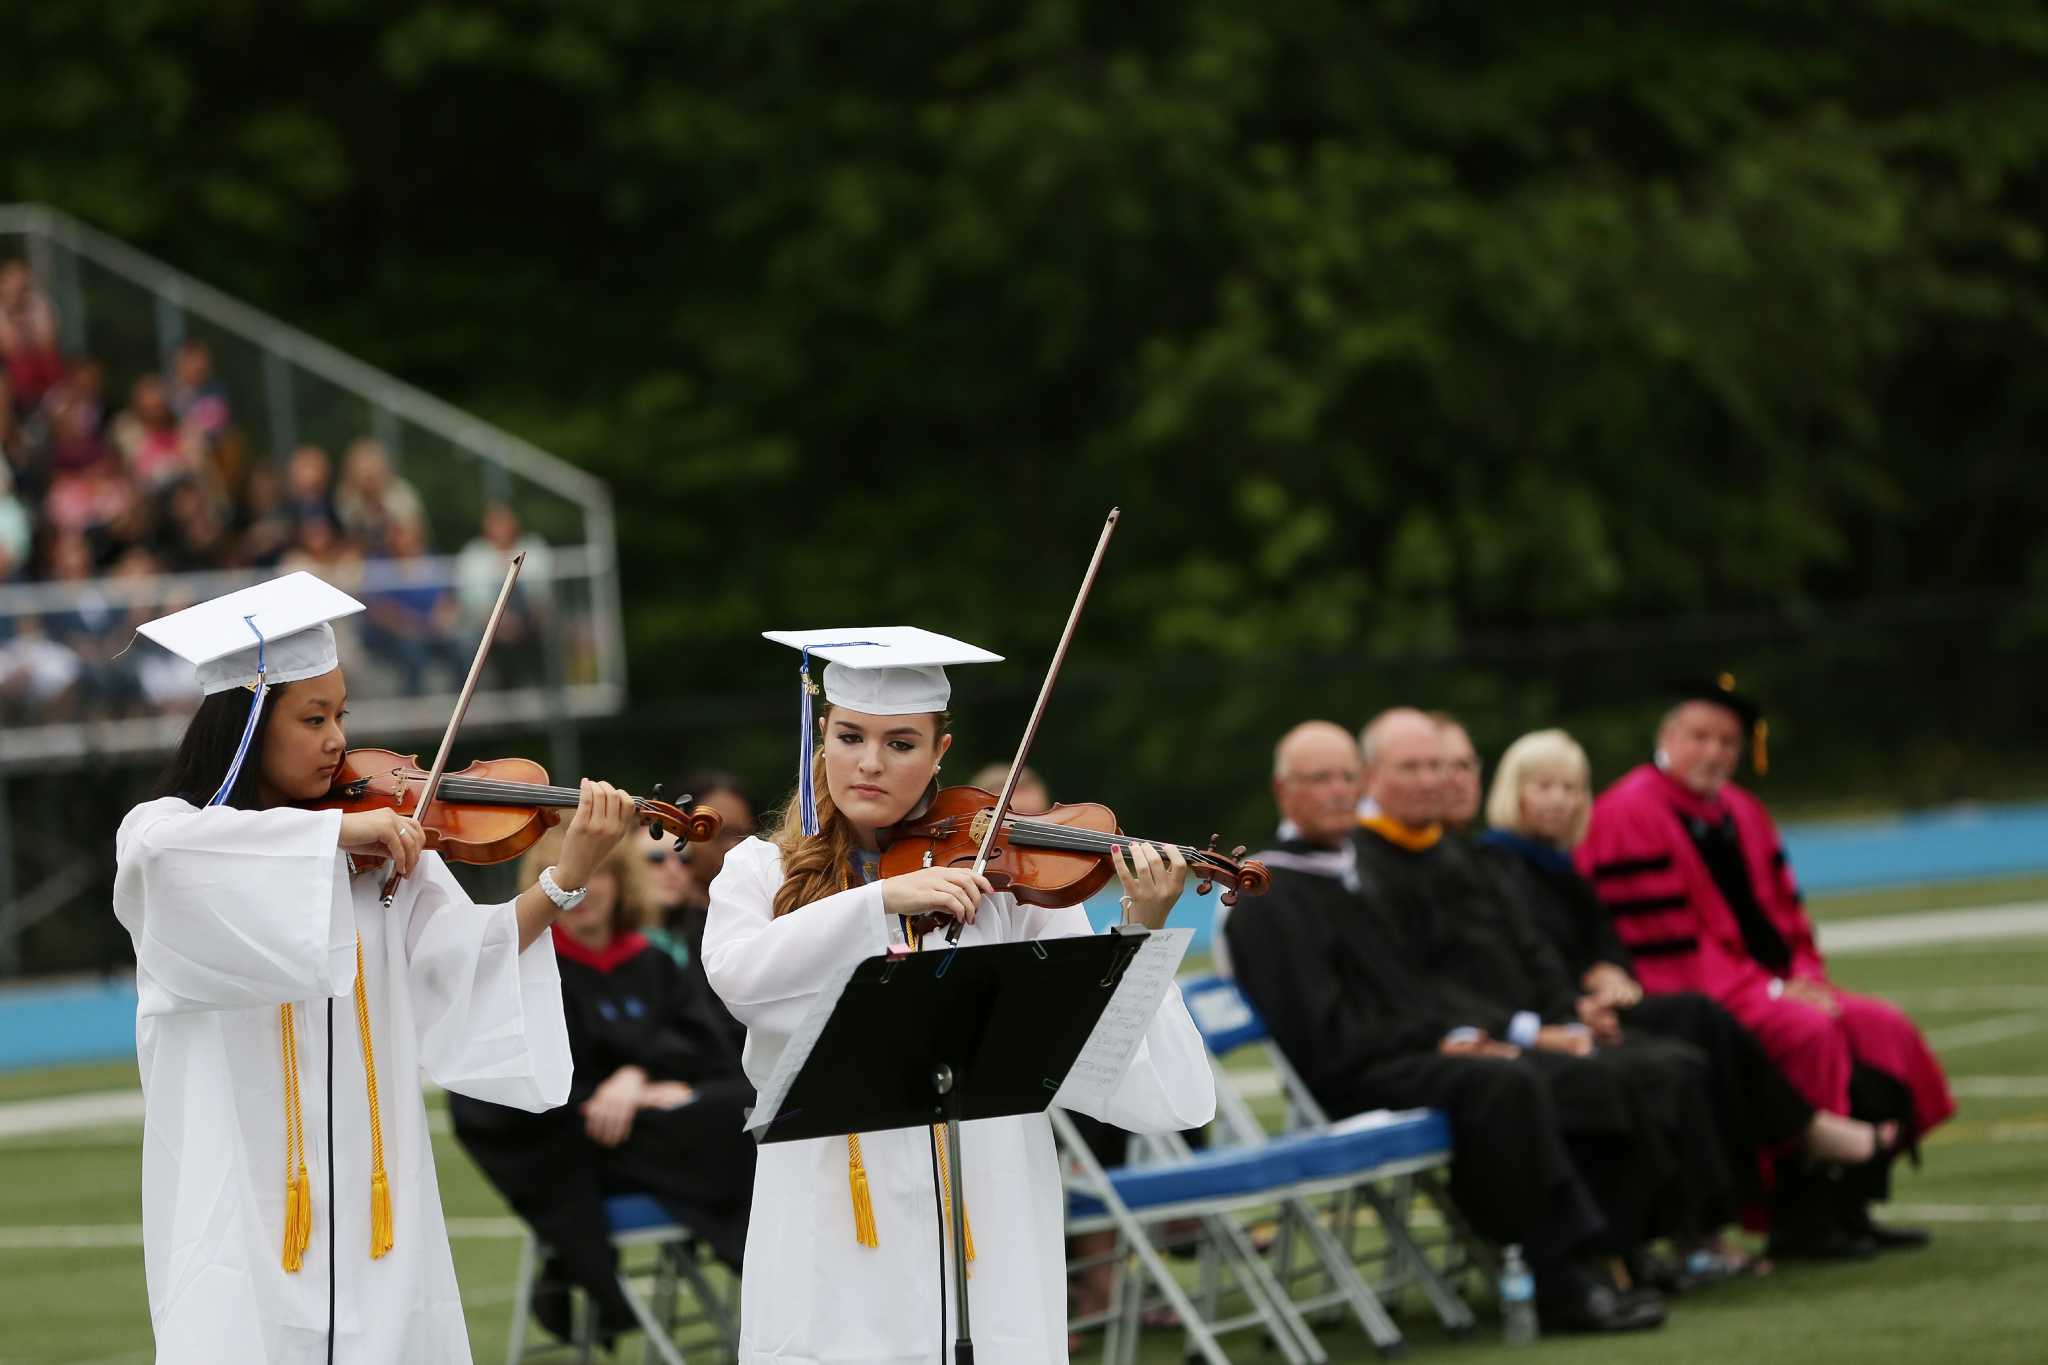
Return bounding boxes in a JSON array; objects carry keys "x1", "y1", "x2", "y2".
[{"x1": 932, "y1": 1063, "x2": 974, "y2": 1365}]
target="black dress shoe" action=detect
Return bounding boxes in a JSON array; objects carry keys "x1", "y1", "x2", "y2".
[
  {"x1": 1538, "y1": 1284, "x2": 1669, "y2": 1334},
  {"x1": 1864, "y1": 1220, "x2": 1932, "y2": 1251},
  {"x1": 1766, "y1": 1225, "x2": 1879, "y2": 1262}
]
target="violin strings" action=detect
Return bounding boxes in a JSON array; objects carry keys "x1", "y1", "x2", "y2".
[
  {"x1": 429, "y1": 776, "x2": 659, "y2": 811},
  {"x1": 1001, "y1": 818, "x2": 1230, "y2": 868}
]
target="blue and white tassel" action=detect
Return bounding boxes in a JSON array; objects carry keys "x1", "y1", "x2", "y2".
[{"x1": 207, "y1": 615, "x2": 269, "y2": 808}]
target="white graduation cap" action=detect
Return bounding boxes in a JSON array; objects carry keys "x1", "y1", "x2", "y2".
[
  {"x1": 135, "y1": 572, "x2": 365, "y2": 806},
  {"x1": 762, "y1": 627, "x2": 1003, "y2": 836}
]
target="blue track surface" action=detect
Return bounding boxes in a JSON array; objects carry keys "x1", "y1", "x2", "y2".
[{"x1": 9, "y1": 801, "x2": 2048, "y2": 1073}]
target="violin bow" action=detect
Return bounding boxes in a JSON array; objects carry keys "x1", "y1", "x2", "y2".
[
  {"x1": 949, "y1": 507, "x2": 1122, "y2": 943},
  {"x1": 378, "y1": 551, "x2": 527, "y2": 908}
]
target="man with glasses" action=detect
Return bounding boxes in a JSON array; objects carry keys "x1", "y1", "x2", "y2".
[{"x1": 1227, "y1": 719, "x2": 1665, "y2": 1334}]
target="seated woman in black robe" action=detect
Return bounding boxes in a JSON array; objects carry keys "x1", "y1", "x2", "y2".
[
  {"x1": 450, "y1": 828, "x2": 757, "y2": 1342},
  {"x1": 1475, "y1": 728, "x2": 1896, "y2": 1269}
]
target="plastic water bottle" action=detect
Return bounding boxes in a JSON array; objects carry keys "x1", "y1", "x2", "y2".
[{"x1": 1499, "y1": 1243, "x2": 1538, "y2": 1345}]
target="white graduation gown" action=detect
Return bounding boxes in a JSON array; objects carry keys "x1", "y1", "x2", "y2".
[
  {"x1": 703, "y1": 838, "x2": 1216, "y2": 1365},
  {"x1": 113, "y1": 798, "x2": 574, "y2": 1364}
]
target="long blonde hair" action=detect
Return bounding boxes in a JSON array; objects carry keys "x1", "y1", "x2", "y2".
[
  {"x1": 1484, "y1": 728, "x2": 1594, "y2": 849},
  {"x1": 768, "y1": 704, "x2": 949, "y2": 919},
  {"x1": 519, "y1": 825, "x2": 655, "y2": 940}
]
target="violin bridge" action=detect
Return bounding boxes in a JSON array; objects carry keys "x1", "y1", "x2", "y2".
[{"x1": 921, "y1": 848, "x2": 934, "y2": 868}]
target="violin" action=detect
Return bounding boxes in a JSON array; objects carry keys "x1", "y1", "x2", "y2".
[
  {"x1": 879, "y1": 785, "x2": 1270, "y2": 909},
  {"x1": 312, "y1": 747, "x2": 723, "y2": 868}
]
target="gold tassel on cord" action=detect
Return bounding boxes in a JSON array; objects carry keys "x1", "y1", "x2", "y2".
[
  {"x1": 847, "y1": 1133, "x2": 880, "y2": 1248},
  {"x1": 280, "y1": 1003, "x2": 311, "y2": 1272},
  {"x1": 932, "y1": 1123, "x2": 976, "y2": 1269},
  {"x1": 354, "y1": 936, "x2": 395, "y2": 1259}
]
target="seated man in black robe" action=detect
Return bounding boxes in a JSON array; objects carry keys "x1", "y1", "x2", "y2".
[
  {"x1": 1225, "y1": 721, "x2": 1664, "y2": 1334},
  {"x1": 451, "y1": 831, "x2": 757, "y2": 1344}
]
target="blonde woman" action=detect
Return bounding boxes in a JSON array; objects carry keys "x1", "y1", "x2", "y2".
[
  {"x1": 705, "y1": 629, "x2": 1215, "y2": 1364},
  {"x1": 450, "y1": 826, "x2": 758, "y2": 1345},
  {"x1": 1479, "y1": 729, "x2": 1897, "y2": 1271}
]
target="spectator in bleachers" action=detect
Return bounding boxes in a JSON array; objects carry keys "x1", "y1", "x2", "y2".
[
  {"x1": 149, "y1": 477, "x2": 232, "y2": 572},
  {"x1": 41, "y1": 530, "x2": 143, "y2": 717},
  {"x1": 450, "y1": 827, "x2": 756, "y2": 1346},
  {"x1": 456, "y1": 499, "x2": 552, "y2": 686},
  {"x1": 110, "y1": 373, "x2": 201, "y2": 493},
  {"x1": 43, "y1": 452, "x2": 135, "y2": 557},
  {"x1": 359, "y1": 516, "x2": 466, "y2": 693},
  {"x1": 336, "y1": 436, "x2": 427, "y2": 551},
  {"x1": 0, "y1": 460, "x2": 29, "y2": 583},
  {"x1": 40, "y1": 368, "x2": 109, "y2": 479},
  {"x1": 1225, "y1": 719, "x2": 1663, "y2": 1333},
  {"x1": 0, "y1": 258, "x2": 64, "y2": 411},
  {"x1": 165, "y1": 338, "x2": 230, "y2": 448},
  {"x1": 1579, "y1": 680, "x2": 1954, "y2": 1259},
  {"x1": 283, "y1": 442, "x2": 336, "y2": 525},
  {"x1": 280, "y1": 512, "x2": 365, "y2": 590},
  {"x1": 233, "y1": 461, "x2": 294, "y2": 568}
]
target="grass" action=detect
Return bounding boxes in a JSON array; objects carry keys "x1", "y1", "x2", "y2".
[{"x1": 0, "y1": 884, "x2": 2043, "y2": 1363}]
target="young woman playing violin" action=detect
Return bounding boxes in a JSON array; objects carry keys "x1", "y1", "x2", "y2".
[
  {"x1": 702, "y1": 630, "x2": 1217, "y2": 1365},
  {"x1": 115, "y1": 574, "x2": 638, "y2": 1364}
]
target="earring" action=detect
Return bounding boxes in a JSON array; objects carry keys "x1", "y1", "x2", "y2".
[{"x1": 934, "y1": 764, "x2": 943, "y2": 774}]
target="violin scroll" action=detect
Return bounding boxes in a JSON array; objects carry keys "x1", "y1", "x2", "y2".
[{"x1": 630, "y1": 794, "x2": 724, "y2": 847}]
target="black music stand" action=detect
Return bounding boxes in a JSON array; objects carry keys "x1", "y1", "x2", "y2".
[{"x1": 750, "y1": 928, "x2": 1159, "y2": 1364}]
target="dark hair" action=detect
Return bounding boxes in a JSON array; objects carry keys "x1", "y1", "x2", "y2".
[
  {"x1": 682, "y1": 769, "x2": 753, "y2": 810},
  {"x1": 155, "y1": 685, "x2": 285, "y2": 809}
]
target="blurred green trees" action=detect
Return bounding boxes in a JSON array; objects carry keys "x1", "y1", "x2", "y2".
[{"x1": 7, "y1": 0, "x2": 2046, "y2": 825}]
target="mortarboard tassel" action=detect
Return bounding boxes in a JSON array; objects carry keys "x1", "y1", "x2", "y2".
[
  {"x1": 1754, "y1": 719, "x2": 1770, "y2": 777},
  {"x1": 846, "y1": 1133, "x2": 879, "y2": 1248}
]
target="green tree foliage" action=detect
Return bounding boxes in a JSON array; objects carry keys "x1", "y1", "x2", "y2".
[{"x1": 7, "y1": 1, "x2": 2047, "y2": 828}]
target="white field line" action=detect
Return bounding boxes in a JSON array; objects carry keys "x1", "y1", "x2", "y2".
[
  {"x1": 1925, "y1": 1013, "x2": 2044, "y2": 1051},
  {"x1": 1952, "y1": 1076, "x2": 2048, "y2": 1098},
  {"x1": 0, "y1": 1217, "x2": 524, "y2": 1251},
  {"x1": 1821, "y1": 903, "x2": 2048, "y2": 955},
  {"x1": 1882, "y1": 987, "x2": 2048, "y2": 1011}
]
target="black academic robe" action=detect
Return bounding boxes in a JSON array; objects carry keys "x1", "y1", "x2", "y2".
[
  {"x1": 1477, "y1": 833, "x2": 1816, "y2": 1161},
  {"x1": 1351, "y1": 829, "x2": 1741, "y2": 1245},
  {"x1": 1223, "y1": 839, "x2": 1605, "y2": 1266},
  {"x1": 450, "y1": 927, "x2": 757, "y2": 1335}
]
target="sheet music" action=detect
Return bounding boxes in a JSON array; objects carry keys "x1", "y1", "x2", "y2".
[
  {"x1": 744, "y1": 952, "x2": 866, "y2": 1135},
  {"x1": 1052, "y1": 928, "x2": 1193, "y2": 1111}
]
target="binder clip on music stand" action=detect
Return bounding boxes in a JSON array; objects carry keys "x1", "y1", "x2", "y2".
[{"x1": 747, "y1": 926, "x2": 1184, "y2": 1365}]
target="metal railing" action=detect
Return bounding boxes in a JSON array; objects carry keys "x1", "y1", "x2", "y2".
[
  {"x1": 0, "y1": 204, "x2": 629, "y2": 975},
  {"x1": 0, "y1": 202, "x2": 627, "y2": 703}
]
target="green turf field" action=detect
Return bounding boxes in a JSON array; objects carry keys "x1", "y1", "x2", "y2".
[{"x1": 2, "y1": 882, "x2": 2044, "y2": 1363}]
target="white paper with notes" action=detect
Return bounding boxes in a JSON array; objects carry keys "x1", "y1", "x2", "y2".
[{"x1": 1051, "y1": 927, "x2": 1193, "y2": 1112}]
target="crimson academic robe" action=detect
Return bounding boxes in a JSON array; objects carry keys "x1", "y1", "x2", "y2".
[{"x1": 1578, "y1": 764, "x2": 1954, "y2": 1138}]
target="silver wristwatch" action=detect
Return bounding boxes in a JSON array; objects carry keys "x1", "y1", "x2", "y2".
[{"x1": 538, "y1": 865, "x2": 587, "y2": 911}]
